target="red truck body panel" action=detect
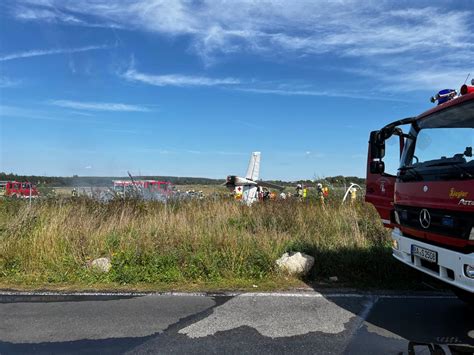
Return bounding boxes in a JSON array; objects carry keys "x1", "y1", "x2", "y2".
[{"x1": 395, "y1": 181, "x2": 474, "y2": 212}]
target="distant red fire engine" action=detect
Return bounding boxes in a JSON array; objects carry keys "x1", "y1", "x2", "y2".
[{"x1": 0, "y1": 181, "x2": 40, "y2": 198}]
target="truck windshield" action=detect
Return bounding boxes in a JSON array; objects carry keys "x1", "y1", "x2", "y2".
[{"x1": 399, "y1": 100, "x2": 474, "y2": 182}]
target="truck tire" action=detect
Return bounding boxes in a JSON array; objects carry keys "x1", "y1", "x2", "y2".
[{"x1": 453, "y1": 287, "x2": 474, "y2": 307}]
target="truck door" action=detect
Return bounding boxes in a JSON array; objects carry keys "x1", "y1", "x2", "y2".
[{"x1": 365, "y1": 130, "x2": 404, "y2": 228}]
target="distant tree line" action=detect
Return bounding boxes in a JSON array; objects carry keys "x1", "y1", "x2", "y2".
[
  {"x1": 1, "y1": 172, "x2": 364, "y2": 187},
  {"x1": 0, "y1": 173, "x2": 224, "y2": 187}
]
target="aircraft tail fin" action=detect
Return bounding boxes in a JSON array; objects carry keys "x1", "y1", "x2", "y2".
[{"x1": 245, "y1": 152, "x2": 261, "y2": 181}]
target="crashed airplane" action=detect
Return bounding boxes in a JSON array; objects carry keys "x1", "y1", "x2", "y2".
[{"x1": 225, "y1": 152, "x2": 284, "y2": 205}]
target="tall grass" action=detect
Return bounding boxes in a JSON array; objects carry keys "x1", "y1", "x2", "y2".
[{"x1": 0, "y1": 197, "x2": 419, "y2": 289}]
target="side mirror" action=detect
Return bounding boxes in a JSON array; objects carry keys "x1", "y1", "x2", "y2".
[
  {"x1": 369, "y1": 130, "x2": 385, "y2": 160},
  {"x1": 370, "y1": 161, "x2": 385, "y2": 174}
]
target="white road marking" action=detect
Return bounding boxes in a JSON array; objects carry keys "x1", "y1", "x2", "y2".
[
  {"x1": 365, "y1": 323, "x2": 405, "y2": 340},
  {"x1": 355, "y1": 296, "x2": 378, "y2": 329},
  {"x1": 0, "y1": 290, "x2": 456, "y2": 298}
]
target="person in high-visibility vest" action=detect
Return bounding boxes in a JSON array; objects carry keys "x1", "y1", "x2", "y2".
[
  {"x1": 302, "y1": 186, "x2": 308, "y2": 199},
  {"x1": 323, "y1": 187, "x2": 329, "y2": 198},
  {"x1": 234, "y1": 187, "x2": 242, "y2": 200},
  {"x1": 350, "y1": 187, "x2": 357, "y2": 204}
]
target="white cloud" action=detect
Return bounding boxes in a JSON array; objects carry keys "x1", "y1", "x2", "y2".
[
  {"x1": 50, "y1": 100, "x2": 150, "y2": 112},
  {"x1": 304, "y1": 151, "x2": 325, "y2": 158},
  {"x1": 0, "y1": 45, "x2": 110, "y2": 62},
  {"x1": 216, "y1": 151, "x2": 246, "y2": 156},
  {"x1": 10, "y1": 1, "x2": 474, "y2": 91},
  {"x1": 123, "y1": 68, "x2": 240, "y2": 87},
  {"x1": 0, "y1": 76, "x2": 21, "y2": 88},
  {"x1": 12, "y1": 4, "x2": 123, "y2": 29},
  {"x1": 102, "y1": 128, "x2": 143, "y2": 135},
  {"x1": 231, "y1": 119, "x2": 263, "y2": 130},
  {"x1": 121, "y1": 64, "x2": 414, "y2": 100},
  {"x1": 13, "y1": 2, "x2": 473, "y2": 57},
  {"x1": 0, "y1": 105, "x2": 96, "y2": 122},
  {"x1": 237, "y1": 87, "x2": 408, "y2": 102},
  {"x1": 122, "y1": 65, "x2": 405, "y2": 100},
  {"x1": 380, "y1": 69, "x2": 473, "y2": 93}
]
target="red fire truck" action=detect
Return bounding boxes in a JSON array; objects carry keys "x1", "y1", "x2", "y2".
[
  {"x1": 0, "y1": 181, "x2": 40, "y2": 198},
  {"x1": 366, "y1": 83, "x2": 474, "y2": 303}
]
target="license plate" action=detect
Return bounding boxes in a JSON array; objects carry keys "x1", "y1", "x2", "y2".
[{"x1": 411, "y1": 245, "x2": 437, "y2": 263}]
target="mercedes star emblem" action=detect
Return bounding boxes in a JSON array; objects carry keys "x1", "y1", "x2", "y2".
[{"x1": 419, "y1": 209, "x2": 431, "y2": 229}]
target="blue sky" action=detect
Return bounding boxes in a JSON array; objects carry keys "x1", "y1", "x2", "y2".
[{"x1": 0, "y1": 0, "x2": 473, "y2": 180}]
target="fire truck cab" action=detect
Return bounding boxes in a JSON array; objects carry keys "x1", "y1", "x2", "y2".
[
  {"x1": 0, "y1": 181, "x2": 40, "y2": 198},
  {"x1": 366, "y1": 83, "x2": 474, "y2": 303}
]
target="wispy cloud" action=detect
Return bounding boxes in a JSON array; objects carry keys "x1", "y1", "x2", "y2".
[
  {"x1": 0, "y1": 104, "x2": 96, "y2": 123},
  {"x1": 132, "y1": 148, "x2": 174, "y2": 155},
  {"x1": 0, "y1": 105, "x2": 62, "y2": 121},
  {"x1": 216, "y1": 151, "x2": 246, "y2": 156},
  {"x1": 49, "y1": 99, "x2": 150, "y2": 112},
  {"x1": 12, "y1": 4, "x2": 123, "y2": 29},
  {"x1": 345, "y1": 66, "x2": 473, "y2": 93},
  {"x1": 13, "y1": 2, "x2": 473, "y2": 58},
  {"x1": 0, "y1": 76, "x2": 22, "y2": 88},
  {"x1": 121, "y1": 65, "x2": 412, "y2": 100},
  {"x1": 123, "y1": 68, "x2": 240, "y2": 87},
  {"x1": 132, "y1": 147, "x2": 245, "y2": 156},
  {"x1": 237, "y1": 87, "x2": 410, "y2": 102},
  {"x1": 0, "y1": 44, "x2": 110, "y2": 62},
  {"x1": 183, "y1": 149, "x2": 246, "y2": 156},
  {"x1": 231, "y1": 119, "x2": 264, "y2": 130},
  {"x1": 10, "y1": 1, "x2": 474, "y2": 92},
  {"x1": 67, "y1": 110, "x2": 94, "y2": 117},
  {"x1": 102, "y1": 128, "x2": 145, "y2": 135}
]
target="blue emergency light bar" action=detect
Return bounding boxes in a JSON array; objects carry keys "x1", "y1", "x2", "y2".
[{"x1": 430, "y1": 89, "x2": 457, "y2": 105}]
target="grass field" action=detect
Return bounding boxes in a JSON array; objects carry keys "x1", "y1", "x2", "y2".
[{"x1": 0, "y1": 195, "x2": 425, "y2": 291}]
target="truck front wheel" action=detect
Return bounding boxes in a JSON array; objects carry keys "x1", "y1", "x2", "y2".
[{"x1": 453, "y1": 287, "x2": 474, "y2": 307}]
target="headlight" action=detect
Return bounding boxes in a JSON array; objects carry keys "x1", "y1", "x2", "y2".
[
  {"x1": 465, "y1": 265, "x2": 474, "y2": 279},
  {"x1": 470, "y1": 227, "x2": 474, "y2": 241}
]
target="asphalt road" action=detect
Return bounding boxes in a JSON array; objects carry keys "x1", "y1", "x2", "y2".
[{"x1": 1, "y1": 291, "x2": 473, "y2": 354}]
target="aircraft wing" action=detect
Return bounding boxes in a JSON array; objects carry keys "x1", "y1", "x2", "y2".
[{"x1": 257, "y1": 181, "x2": 285, "y2": 191}]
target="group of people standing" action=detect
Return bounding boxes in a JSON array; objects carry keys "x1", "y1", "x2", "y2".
[{"x1": 295, "y1": 183, "x2": 329, "y2": 203}]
